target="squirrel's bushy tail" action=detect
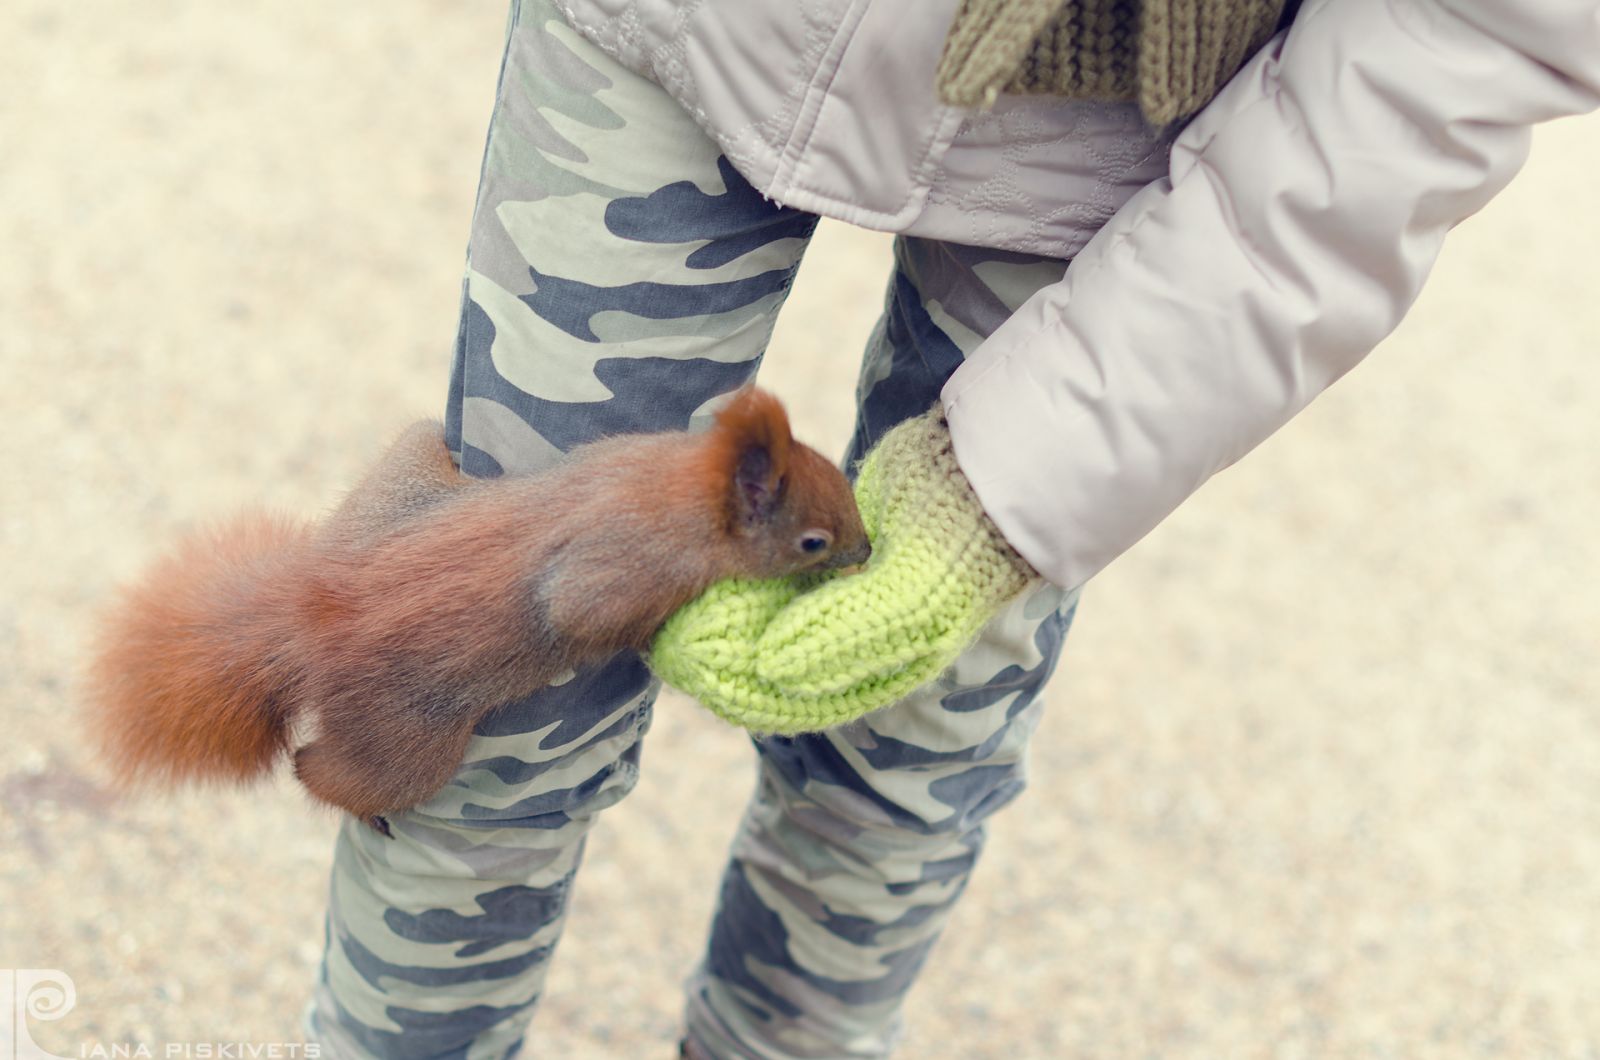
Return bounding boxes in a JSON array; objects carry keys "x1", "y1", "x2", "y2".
[{"x1": 86, "y1": 511, "x2": 314, "y2": 789}]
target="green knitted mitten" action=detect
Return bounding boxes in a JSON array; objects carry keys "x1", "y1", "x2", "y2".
[{"x1": 649, "y1": 407, "x2": 1036, "y2": 733}]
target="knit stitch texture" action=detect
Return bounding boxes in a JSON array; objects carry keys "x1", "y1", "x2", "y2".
[
  {"x1": 936, "y1": 0, "x2": 1289, "y2": 125},
  {"x1": 650, "y1": 408, "x2": 1036, "y2": 734}
]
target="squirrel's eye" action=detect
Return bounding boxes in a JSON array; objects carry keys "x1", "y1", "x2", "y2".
[{"x1": 798, "y1": 532, "x2": 830, "y2": 554}]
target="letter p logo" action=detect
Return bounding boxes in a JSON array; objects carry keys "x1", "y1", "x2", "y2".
[{"x1": 1, "y1": 971, "x2": 76, "y2": 1060}]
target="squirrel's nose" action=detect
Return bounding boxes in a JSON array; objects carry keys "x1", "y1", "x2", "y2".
[{"x1": 826, "y1": 539, "x2": 872, "y2": 571}]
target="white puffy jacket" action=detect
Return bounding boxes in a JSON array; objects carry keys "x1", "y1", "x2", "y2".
[{"x1": 559, "y1": 0, "x2": 1600, "y2": 589}]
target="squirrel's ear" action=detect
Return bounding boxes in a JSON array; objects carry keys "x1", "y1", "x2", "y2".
[{"x1": 713, "y1": 387, "x2": 793, "y2": 525}]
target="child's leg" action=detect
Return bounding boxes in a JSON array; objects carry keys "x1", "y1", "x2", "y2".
[
  {"x1": 307, "y1": 2, "x2": 817, "y2": 1055},
  {"x1": 685, "y1": 237, "x2": 1079, "y2": 1058}
]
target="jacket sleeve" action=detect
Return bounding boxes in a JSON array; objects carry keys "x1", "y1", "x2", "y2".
[{"x1": 940, "y1": 0, "x2": 1600, "y2": 590}]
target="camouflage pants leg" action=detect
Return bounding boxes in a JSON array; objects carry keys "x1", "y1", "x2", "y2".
[
  {"x1": 683, "y1": 237, "x2": 1081, "y2": 1059},
  {"x1": 306, "y1": 2, "x2": 817, "y2": 1056}
]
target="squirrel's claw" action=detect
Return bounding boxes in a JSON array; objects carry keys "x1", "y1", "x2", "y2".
[{"x1": 366, "y1": 814, "x2": 394, "y2": 838}]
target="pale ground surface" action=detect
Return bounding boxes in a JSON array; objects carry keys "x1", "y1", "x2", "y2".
[{"x1": 3, "y1": 2, "x2": 1598, "y2": 1058}]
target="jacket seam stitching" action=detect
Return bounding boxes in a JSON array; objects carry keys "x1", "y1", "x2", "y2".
[{"x1": 772, "y1": 0, "x2": 872, "y2": 197}]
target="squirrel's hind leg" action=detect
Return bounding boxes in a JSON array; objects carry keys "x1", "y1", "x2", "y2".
[{"x1": 293, "y1": 713, "x2": 476, "y2": 827}]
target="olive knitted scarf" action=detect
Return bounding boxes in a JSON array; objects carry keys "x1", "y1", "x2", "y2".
[{"x1": 937, "y1": 0, "x2": 1293, "y2": 125}]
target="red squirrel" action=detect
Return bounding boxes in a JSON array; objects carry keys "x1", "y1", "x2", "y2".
[{"x1": 86, "y1": 387, "x2": 868, "y2": 834}]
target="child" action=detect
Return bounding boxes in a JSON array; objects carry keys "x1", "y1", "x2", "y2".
[{"x1": 307, "y1": 1, "x2": 1600, "y2": 1056}]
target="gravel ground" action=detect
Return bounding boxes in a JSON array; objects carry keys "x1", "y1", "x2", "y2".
[{"x1": 3, "y1": 2, "x2": 1598, "y2": 1057}]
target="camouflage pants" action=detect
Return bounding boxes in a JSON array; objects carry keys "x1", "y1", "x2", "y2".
[{"x1": 307, "y1": 1, "x2": 1080, "y2": 1056}]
